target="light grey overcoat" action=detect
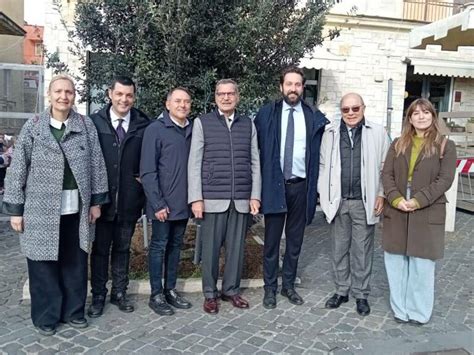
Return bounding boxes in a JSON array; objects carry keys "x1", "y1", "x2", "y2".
[{"x1": 2, "y1": 109, "x2": 109, "y2": 261}]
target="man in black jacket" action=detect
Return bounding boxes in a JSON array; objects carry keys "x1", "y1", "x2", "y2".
[{"x1": 88, "y1": 76, "x2": 150, "y2": 317}]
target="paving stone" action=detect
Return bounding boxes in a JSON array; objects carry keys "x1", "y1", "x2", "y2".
[{"x1": 0, "y1": 213, "x2": 472, "y2": 354}]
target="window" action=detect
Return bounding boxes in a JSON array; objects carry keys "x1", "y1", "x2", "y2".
[{"x1": 34, "y1": 43, "x2": 43, "y2": 57}]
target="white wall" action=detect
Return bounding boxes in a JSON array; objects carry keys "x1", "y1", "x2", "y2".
[{"x1": 43, "y1": 0, "x2": 86, "y2": 114}]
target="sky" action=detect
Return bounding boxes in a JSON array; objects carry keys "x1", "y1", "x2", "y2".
[{"x1": 24, "y1": 0, "x2": 45, "y2": 26}]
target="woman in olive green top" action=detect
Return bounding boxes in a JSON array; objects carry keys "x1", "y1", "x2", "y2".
[{"x1": 382, "y1": 99, "x2": 456, "y2": 325}]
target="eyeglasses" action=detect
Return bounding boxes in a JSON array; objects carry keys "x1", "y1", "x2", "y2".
[
  {"x1": 216, "y1": 92, "x2": 236, "y2": 98},
  {"x1": 341, "y1": 105, "x2": 363, "y2": 114}
]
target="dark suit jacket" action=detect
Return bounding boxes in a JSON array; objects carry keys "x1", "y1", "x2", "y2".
[{"x1": 254, "y1": 99, "x2": 329, "y2": 224}]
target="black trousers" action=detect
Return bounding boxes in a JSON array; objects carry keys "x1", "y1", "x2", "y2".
[
  {"x1": 263, "y1": 180, "x2": 307, "y2": 292},
  {"x1": 90, "y1": 218, "x2": 136, "y2": 296},
  {"x1": 27, "y1": 213, "x2": 87, "y2": 327}
]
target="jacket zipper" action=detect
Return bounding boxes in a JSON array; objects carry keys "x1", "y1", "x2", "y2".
[
  {"x1": 229, "y1": 119, "x2": 235, "y2": 200},
  {"x1": 349, "y1": 132, "x2": 354, "y2": 198}
]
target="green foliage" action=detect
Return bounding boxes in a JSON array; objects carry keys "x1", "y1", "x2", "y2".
[{"x1": 51, "y1": 0, "x2": 334, "y2": 117}]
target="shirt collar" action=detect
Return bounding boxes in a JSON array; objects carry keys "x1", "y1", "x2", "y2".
[
  {"x1": 50, "y1": 116, "x2": 69, "y2": 129},
  {"x1": 169, "y1": 114, "x2": 189, "y2": 128},
  {"x1": 218, "y1": 110, "x2": 235, "y2": 121},
  {"x1": 282, "y1": 100, "x2": 302, "y2": 113},
  {"x1": 110, "y1": 107, "x2": 131, "y2": 123}
]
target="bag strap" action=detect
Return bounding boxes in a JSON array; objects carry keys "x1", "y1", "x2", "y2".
[{"x1": 440, "y1": 136, "x2": 448, "y2": 159}]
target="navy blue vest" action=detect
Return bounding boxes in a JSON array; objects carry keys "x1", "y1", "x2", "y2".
[
  {"x1": 200, "y1": 111, "x2": 252, "y2": 200},
  {"x1": 340, "y1": 122, "x2": 362, "y2": 199}
]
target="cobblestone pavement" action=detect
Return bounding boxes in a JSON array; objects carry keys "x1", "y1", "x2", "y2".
[{"x1": 0, "y1": 211, "x2": 472, "y2": 354}]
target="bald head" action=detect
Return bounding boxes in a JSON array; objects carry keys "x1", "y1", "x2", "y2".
[
  {"x1": 340, "y1": 93, "x2": 366, "y2": 128},
  {"x1": 340, "y1": 93, "x2": 365, "y2": 107}
]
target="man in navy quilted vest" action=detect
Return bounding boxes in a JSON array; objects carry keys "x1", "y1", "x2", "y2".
[{"x1": 188, "y1": 79, "x2": 261, "y2": 314}]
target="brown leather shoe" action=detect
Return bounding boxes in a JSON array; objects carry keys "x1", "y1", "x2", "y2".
[
  {"x1": 203, "y1": 298, "x2": 219, "y2": 314},
  {"x1": 221, "y1": 294, "x2": 249, "y2": 309}
]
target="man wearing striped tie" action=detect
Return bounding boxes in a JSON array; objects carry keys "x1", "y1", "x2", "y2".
[{"x1": 88, "y1": 76, "x2": 151, "y2": 318}]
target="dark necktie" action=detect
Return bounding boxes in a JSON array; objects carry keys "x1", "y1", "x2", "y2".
[
  {"x1": 116, "y1": 118, "x2": 126, "y2": 143},
  {"x1": 283, "y1": 107, "x2": 295, "y2": 180}
]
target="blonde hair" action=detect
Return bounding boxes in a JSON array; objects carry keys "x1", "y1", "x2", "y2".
[
  {"x1": 48, "y1": 75, "x2": 76, "y2": 93},
  {"x1": 395, "y1": 98, "x2": 443, "y2": 157}
]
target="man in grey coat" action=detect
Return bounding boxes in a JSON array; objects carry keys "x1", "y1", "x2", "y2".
[
  {"x1": 318, "y1": 93, "x2": 390, "y2": 316},
  {"x1": 188, "y1": 79, "x2": 261, "y2": 314}
]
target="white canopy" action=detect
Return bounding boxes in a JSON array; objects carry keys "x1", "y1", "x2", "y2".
[{"x1": 409, "y1": 3, "x2": 474, "y2": 51}]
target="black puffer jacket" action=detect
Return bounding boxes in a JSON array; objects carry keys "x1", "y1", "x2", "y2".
[{"x1": 90, "y1": 104, "x2": 151, "y2": 222}]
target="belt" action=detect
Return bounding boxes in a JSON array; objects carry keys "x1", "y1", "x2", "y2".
[{"x1": 284, "y1": 177, "x2": 306, "y2": 185}]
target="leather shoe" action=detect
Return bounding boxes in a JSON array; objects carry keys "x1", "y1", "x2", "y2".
[
  {"x1": 87, "y1": 295, "x2": 105, "y2": 318},
  {"x1": 325, "y1": 294, "x2": 349, "y2": 309},
  {"x1": 203, "y1": 298, "x2": 219, "y2": 314},
  {"x1": 110, "y1": 292, "x2": 134, "y2": 313},
  {"x1": 356, "y1": 298, "x2": 370, "y2": 316},
  {"x1": 221, "y1": 294, "x2": 249, "y2": 309},
  {"x1": 35, "y1": 324, "x2": 56, "y2": 336},
  {"x1": 263, "y1": 290, "x2": 276, "y2": 309},
  {"x1": 281, "y1": 288, "x2": 304, "y2": 305},
  {"x1": 164, "y1": 289, "x2": 192, "y2": 309},
  {"x1": 149, "y1": 294, "x2": 174, "y2": 316},
  {"x1": 409, "y1": 319, "x2": 425, "y2": 326},
  {"x1": 68, "y1": 318, "x2": 88, "y2": 329}
]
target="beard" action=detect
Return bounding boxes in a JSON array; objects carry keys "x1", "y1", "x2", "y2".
[{"x1": 282, "y1": 91, "x2": 302, "y2": 106}]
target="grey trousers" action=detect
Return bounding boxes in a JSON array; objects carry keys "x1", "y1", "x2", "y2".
[
  {"x1": 200, "y1": 202, "x2": 249, "y2": 299},
  {"x1": 331, "y1": 199, "x2": 375, "y2": 299}
]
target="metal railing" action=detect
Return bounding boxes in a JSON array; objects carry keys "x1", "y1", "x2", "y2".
[{"x1": 403, "y1": 0, "x2": 465, "y2": 22}]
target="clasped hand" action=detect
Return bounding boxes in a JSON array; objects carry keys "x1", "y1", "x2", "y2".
[{"x1": 396, "y1": 198, "x2": 418, "y2": 212}]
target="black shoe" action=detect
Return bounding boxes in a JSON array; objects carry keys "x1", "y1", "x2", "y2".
[
  {"x1": 164, "y1": 289, "x2": 192, "y2": 309},
  {"x1": 281, "y1": 288, "x2": 304, "y2": 305},
  {"x1": 87, "y1": 295, "x2": 105, "y2": 318},
  {"x1": 68, "y1": 318, "x2": 88, "y2": 329},
  {"x1": 110, "y1": 292, "x2": 135, "y2": 313},
  {"x1": 35, "y1": 324, "x2": 56, "y2": 336},
  {"x1": 356, "y1": 298, "x2": 370, "y2": 316},
  {"x1": 408, "y1": 319, "x2": 425, "y2": 326},
  {"x1": 263, "y1": 289, "x2": 276, "y2": 309},
  {"x1": 149, "y1": 294, "x2": 174, "y2": 316},
  {"x1": 325, "y1": 294, "x2": 349, "y2": 309}
]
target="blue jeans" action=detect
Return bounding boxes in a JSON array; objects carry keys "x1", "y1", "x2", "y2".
[
  {"x1": 384, "y1": 251, "x2": 436, "y2": 323},
  {"x1": 149, "y1": 219, "x2": 188, "y2": 296}
]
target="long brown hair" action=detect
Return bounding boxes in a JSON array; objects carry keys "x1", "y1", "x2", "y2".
[{"x1": 395, "y1": 98, "x2": 443, "y2": 157}]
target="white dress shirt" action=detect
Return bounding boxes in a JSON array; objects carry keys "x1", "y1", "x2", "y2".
[
  {"x1": 110, "y1": 108, "x2": 131, "y2": 132},
  {"x1": 50, "y1": 117, "x2": 79, "y2": 215},
  {"x1": 280, "y1": 101, "x2": 306, "y2": 178}
]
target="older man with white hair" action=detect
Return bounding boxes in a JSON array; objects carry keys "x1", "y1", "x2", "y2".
[{"x1": 318, "y1": 93, "x2": 390, "y2": 316}]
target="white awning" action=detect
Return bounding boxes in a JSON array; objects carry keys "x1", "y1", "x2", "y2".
[
  {"x1": 410, "y1": 57, "x2": 474, "y2": 78},
  {"x1": 409, "y1": 4, "x2": 474, "y2": 51}
]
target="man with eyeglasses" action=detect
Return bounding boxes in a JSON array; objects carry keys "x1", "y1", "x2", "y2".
[
  {"x1": 254, "y1": 67, "x2": 329, "y2": 309},
  {"x1": 318, "y1": 93, "x2": 390, "y2": 316},
  {"x1": 188, "y1": 79, "x2": 261, "y2": 314}
]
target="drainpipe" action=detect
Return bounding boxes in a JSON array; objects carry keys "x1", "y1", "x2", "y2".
[{"x1": 387, "y1": 78, "x2": 393, "y2": 137}]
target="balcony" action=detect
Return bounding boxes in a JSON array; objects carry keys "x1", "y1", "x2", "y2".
[{"x1": 403, "y1": 0, "x2": 466, "y2": 22}]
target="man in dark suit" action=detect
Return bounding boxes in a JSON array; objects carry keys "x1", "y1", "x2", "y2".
[
  {"x1": 87, "y1": 76, "x2": 150, "y2": 317},
  {"x1": 254, "y1": 67, "x2": 328, "y2": 309}
]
